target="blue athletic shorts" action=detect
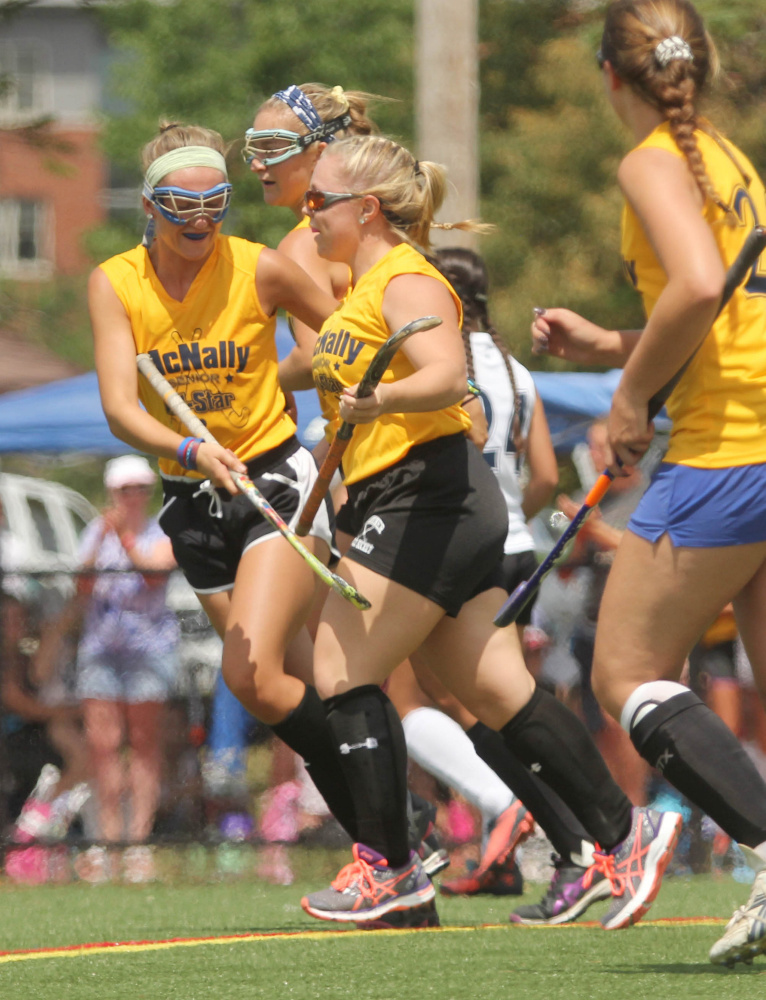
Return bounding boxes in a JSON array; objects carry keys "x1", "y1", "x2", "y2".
[{"x1": 628, "y1": 461, "x2": 766, "y2": 547}]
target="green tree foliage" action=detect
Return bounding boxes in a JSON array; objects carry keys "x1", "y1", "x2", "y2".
[
  {"x1": 477, "y1": 0, "x2": 766, "y2": 369},
  {"x1": 93, "y1": 0, "x2": 414, "y2": 254},
  {"x1": 85, "y1": 0, "x2": 766, "y2": 375}
]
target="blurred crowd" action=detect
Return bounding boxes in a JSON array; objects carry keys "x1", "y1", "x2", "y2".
[{"x1": 2, "y1": 435, "x2": 764, "y2": 886}]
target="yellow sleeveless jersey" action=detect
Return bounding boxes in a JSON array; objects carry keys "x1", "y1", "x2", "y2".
[
  {"x1": 312, "y1": 243, "x2": 470, "y2": 484},
  {"x1": 621, "y1": 122, "x2": 766, "y2": 468},
  {"x1": 99, "y1": 235, "x2": 295, "y2": 479}
]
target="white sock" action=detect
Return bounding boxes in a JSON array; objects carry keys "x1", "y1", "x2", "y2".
[
  {"x1": 402, "y1": 707, "x2": 514, "y2": 834},
  {"x1": 740, "y1": 842, "x2": 766, "y2": 870},
  {"x1": 619, "y1": 679, "x2": 689, "y2": 734}
]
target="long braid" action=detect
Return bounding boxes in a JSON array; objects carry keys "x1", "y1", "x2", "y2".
[
  {"x1": 659, "y1": 66, "x2": 730, "y2": 217},
  {"x1": 601, "y1": 0, "x2": 734, "y2": 222}
]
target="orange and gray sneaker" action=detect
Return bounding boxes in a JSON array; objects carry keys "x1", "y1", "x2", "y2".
[
  {"x1": 439, "y1": 850, "x2": 524, "y2": 897},
  {"x1": 440, "y1": 799, "x2": 533, "y2": 897},
  {"x1": 301, "y1": 843, "x2": 435, "y2": 924},
  {"x1": 593, "y1": 806, "x2": 683, "y2": 930}
]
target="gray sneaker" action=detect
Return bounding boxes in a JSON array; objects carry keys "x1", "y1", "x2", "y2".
[
  {"x1": 301, "y1": 843, "x2": 435, "y2": 923},
  {"x1": 509, "y1": 854, "x2": 611, "y2": 925},
  {"x1": 709, "y1": 868, "x2": 766, "y2": 967},
  {"x1": 593, "y1": 807, "x2": 683, "y2": 931}
]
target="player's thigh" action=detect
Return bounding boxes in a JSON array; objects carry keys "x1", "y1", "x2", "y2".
[
  {"x1": 733, "y1": 553, "x2": 766, "y2": 700},
  {"x1": 225, "y1": 535, "x2": 326, "y2": 671},
  {"x1": 593, "y1": 531, "x2": 766, "y2": 717},
  {"x1": 195, "y1": 590, "x2": 231, "y2": 639},
  {"x1": 412, "y1": 587, "x2": 534, "y2": 729},
  {"x1": 314, "y1": 559, "x2": 444, "y2": 698}
]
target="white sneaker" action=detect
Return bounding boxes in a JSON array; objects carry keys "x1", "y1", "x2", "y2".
[
  {"x1": 74, "y1": 845, "x2": 112, "y2": 885},
  {"x1": 122, "y1": 845, "x2": 157, "y2": 884},
  {"x1": 710, "y1": 868, "x2": 766, "y2": 966}
]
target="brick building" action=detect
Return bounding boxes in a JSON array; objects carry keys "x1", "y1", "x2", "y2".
[{"x1": 0, "y1": 0, "x2": 111, "y2": 279}]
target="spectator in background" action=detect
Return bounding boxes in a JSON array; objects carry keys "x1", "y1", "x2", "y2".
[
  {"x1": 1, "y1": 589, "x2": 65, "y2": 827},
  {"x1": 74, "y1": 455, "x2": 179, "y2": 883}
]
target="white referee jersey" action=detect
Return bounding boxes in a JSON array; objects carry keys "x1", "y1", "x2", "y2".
[{"x1": 469, "y1": 331, "x2": 536, "y2": 555}]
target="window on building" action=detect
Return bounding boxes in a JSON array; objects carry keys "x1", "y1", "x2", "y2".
[
  {"x1": 0, "y1": 199, "x2": 52, "y2": 279},
  {"x1": 0, "y1": 41, "x2": 52, "y2": 121}
]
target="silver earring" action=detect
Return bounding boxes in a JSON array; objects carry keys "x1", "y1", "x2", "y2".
[{"x1": 360, "y1": 217, "x2": 366, "y2": 225}]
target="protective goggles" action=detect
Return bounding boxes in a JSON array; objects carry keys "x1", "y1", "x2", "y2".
[
  {"x1": 145, "y1": 182, "x2": 232, "y2": 225},
  {"x1": 303, "y1": 189, "x2": 363, "y2": 212},
  {"x1": 242, "y1": 114, "x2": 352, "y2": 167}
]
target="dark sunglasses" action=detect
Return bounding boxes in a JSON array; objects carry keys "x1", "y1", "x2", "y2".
[{"x1": 304, "y1": 189, "x2": 363, "y2": 212}]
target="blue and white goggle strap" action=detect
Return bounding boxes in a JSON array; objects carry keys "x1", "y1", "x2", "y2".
[
  {"x1": 273, "y1": 84, "x2": 351, "y2": 146},
  {"x1": 273, "y1": 85, "x2": 324, "y2": 131},
  {"x1": 142, "y1": 181, "x2": 232, "y2": 226}
]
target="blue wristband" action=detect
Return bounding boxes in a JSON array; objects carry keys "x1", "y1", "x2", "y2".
[{"x1": 177, "y1": 436, "x2": 204, "y2": 470}]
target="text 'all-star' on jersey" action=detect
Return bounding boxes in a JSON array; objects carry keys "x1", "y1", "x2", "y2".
[
  {"x1": 312, "y1": 243, "x2": 471, "y2": 484},
  {"x1": 99, "y1": 235, "x2": 295, "y2": 480},
  {"x1": 621, "y1": 122, "x2": 766, "y2": 469},
  {"x1": 469, "y1": 331, "x2": 536, "y2": 555}
]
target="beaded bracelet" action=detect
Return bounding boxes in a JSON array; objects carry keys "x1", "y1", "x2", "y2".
[
  {"x1": 177, "y1": 436, "x2": 204, "y2": 470},
  {"x1": 465, "y1": 377, "x2": 481, "y2": 397}
]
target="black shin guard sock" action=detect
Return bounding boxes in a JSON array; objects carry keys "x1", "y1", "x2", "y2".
[
  {"x1": 270, "y1": 685, "x2": 357, "y2": 842},
  {"x1": 468, "y1": 721, "x2": 595, "y2": 863},
  {"x1": 500, "y1": 686, "x2": 633, "y2": 851},
  {"x1": 325, "y1": 685, "x2": 410, "y2": 867},
  {"x1": 632, "y1": 691, "x2": 766, "y2": 848}
]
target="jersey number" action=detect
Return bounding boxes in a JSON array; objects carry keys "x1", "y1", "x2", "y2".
[
  {"x1": 733, "y1": 187, "x2": 766, "y2": 297},
  {"x1": 481, "y1": 390, "x2": 529, "y2": 474}
]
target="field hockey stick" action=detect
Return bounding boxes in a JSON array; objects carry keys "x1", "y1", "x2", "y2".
[
  {"x1": 295, "y1": 315, "x2": 443, "y2": 537},
  {"x1": 136, "y1": 353, "x2": 371, "y2": 611},
  {"x1": 494, "y1": 224, "x2": 766, "y2": 628}
]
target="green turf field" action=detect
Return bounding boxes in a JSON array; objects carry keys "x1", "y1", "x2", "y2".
[{"x1": 0, "y1": 849, "x2": 763, "y2": 999}]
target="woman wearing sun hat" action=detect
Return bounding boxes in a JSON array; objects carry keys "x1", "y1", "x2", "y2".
[{"x1": 73, "y1": 455, "x2": 178, "y2": 880}]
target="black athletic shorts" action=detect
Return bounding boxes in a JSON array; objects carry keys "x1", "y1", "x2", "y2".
[
  {"x1": 336, "y1": 433, "x2": 507, "y2": 617},
  {"x1": 498, "y1": 549, "x2": 539, "y2": 627},
  {"x1": 158, "y1": 436, "x2": 336, "y2": 593}
]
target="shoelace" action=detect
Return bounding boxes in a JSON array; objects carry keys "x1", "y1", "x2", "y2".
[
  {"x1": 589, "y1": 847, "x2": 623, "y2": 894},
  {"x1": 330, "y1": 857, "x2": 377, "y2": 896}
]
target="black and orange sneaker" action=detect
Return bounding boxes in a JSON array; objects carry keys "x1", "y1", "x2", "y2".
[
  {"x1": 480, "y1": 801, "x2": 535, "y2": 872},
  {"x1": 439, "y1": 799, "x2": 533, "y2": 897},
  {"x1": 440, "y1": 850, "x2": 523, "y2": 897},
  {"x1": 301, "y1": 843, "x2": 435, "y2": 924},
  {"x1": 594, "y1": 807, "x2": 683, "y2": 930}
]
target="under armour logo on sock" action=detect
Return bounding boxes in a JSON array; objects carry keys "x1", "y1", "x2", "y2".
[
  {"x1": 656, "y1": 749, "x2": 674, "y2": 771},
  {"x1": 530, "y1": 762, "x2": 542, "y2": 773},
  {"x1": 339, "y1": 738, "x2": 379, "y2": 754}
]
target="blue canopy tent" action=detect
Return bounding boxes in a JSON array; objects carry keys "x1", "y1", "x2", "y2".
[
  {"x1": 0, "y1": 366, "x2": 637, "y2": 455},
  {"x1": 0, "y1": 321, "x2": 651, "y2": 455}
]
